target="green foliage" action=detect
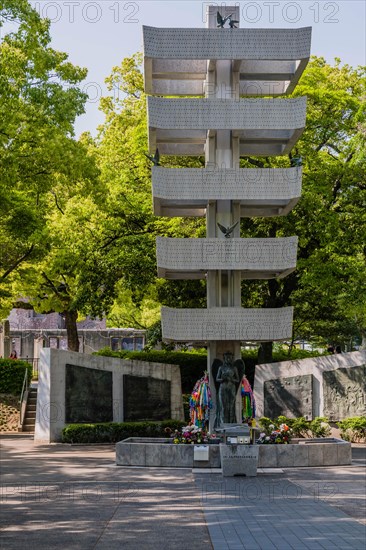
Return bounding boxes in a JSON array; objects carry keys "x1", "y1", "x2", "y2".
[
  {"x1": 272, "y1": 346, "x2": 324, "y2": 362},
  {"x1": 0, "y1": 360, "x2": 32, "y2": 394},
  {"x1": 61, "y1": 419, "x2": 186, "y2": 444},
  {"x1": 257, "y1": 416, "x2": 274, "y2": 434},
  {"x1": 107, "y1": 285, "x2": 160, "y2": 330},
  {"x1": 256, "y1": 418, "x2": 293, "y2": 444},
  {"x1": 95, "y1": 348, "x2": 207, "y2": 393},
  {"x1": 96, "y1": 53, "x2": 206, "y2": 323},
  {"x1": 308, "y1": 417, "x2": 332, "y2": 438},
  {"x1": 240, "y1": 58, "x2": 366, "y2": 350},
  {"x1": 95, "y1": 347, "x2": 323, "y2": 393},
  {"x1": 289, "y1": 417, "x2": 310, "y2": 438},
  {"x1": 337, "y1": 417, "x2": 366, "y2": 442},
  {"x1": 259, "y1": 415, "x2": 333, "y2": 439},
  {"x1": 0, "y1": 0, "x2": 91, "y2": 314},
  {"x1": 274, "y1": 415, "x2": 310, "y2": 438}
]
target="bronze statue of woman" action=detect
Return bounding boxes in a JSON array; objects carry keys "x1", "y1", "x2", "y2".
[{"x1": 212, "y1": 351, "x2": 244, "y2": 427}]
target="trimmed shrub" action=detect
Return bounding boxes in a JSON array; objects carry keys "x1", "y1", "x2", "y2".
[
  {"x1": 289, "y1": 417, "x2": 310, "y2": 438},
  {"x1": 95, "y1": 348, "x2": 207, "y2": 393},
  {"x1": 62, "y1": 419, "x2": 186, "y2": 444},
  {"x1": 276, "y1": 415, "x2": 310, "y2": 438},
  {"x1": 259, "y1": 415, "x2": 333, "y2": 439},
  {"x1": 337, "y1": 417, "x2": 366, "y2": 442},
  {"x1": 95, "y1": 348, "x2": 258, "y2": 392},
  {"x1": 0, "y1": 360, "x2": 32, "y2": 395},
  {"x1": 309, "y1": 417, "x2": 331, "y2": 438}
]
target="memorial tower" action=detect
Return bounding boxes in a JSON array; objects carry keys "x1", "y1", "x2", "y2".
[{"x1": 143, "y1": 6, "x2": 311, "y2": 428}]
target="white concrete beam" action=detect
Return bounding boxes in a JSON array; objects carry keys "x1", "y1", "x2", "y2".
[
  {"x1": 152, "y1": 167, "x2": 302, "y2": 217},
  {"x1": 161, "y1": 306, "x2": 294, "y2": 342},
  {"x1": 156, "y1": 236, "x2": 298, "y2": 279}
]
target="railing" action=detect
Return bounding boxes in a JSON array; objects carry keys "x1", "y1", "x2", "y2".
[
  {"x1": 20, "y1": 357, "x2": 39, "y2": 379},
  {"x1": 18, "y1": 368, "x2": 29, "y2": 431}
]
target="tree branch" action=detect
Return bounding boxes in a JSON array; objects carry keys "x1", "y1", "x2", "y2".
[
  {"x1": 241, "y1": 157, "x2": 265, "y2": 168},
  {"x1": 0, "y1": 245, "x2": 34, "y2": 282},
  {"x1": 50, "y1": 191, "x2": 65, "y2": 215}
]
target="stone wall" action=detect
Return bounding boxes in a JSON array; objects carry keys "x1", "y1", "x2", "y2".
[
  {"x1": 8, "y1": 328, "x2": 145, "y2": 359},
  {"x1": 254, "y1": 350, "x2": 366, "y2": 420},
  {"x1": 34, "y1": 348, "x2": 184, "y2": 442}
]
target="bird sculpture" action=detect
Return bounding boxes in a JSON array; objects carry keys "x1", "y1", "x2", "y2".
[
  {"x1": 217, "y1": 11, "x2": 233, "y2": 28},
  {"x1": 217, "y1": 221, "x2": 239, "y2": 238},
  {"x1": 228, "y1": 17, "x2": 239, "y2": 28},
  {"x1": 144, "y1": 148, "x2": 160, "y2": 166}
]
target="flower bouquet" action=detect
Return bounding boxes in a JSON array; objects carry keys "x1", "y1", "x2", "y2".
[
  {"x1": 256, "y1": 423, "x2": 292, "y2": 444},
  {"x1": 166, "y1": 425, "x2": 220, "y2": 445}
]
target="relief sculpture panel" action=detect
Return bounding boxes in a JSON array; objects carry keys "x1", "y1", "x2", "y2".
[
  {"x1": 264, "y1": 374, "x2": 313, "y2": 419},
  {"x1": 323, "y1": 365, "x2": 366, "y2": 420}
]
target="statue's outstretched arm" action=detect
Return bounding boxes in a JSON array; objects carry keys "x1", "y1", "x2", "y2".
[{"x1": 216, "y1": 366, "x2": 223, "y2": 382}]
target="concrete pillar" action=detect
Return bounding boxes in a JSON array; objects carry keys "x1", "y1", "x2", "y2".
[
  {"x1": 206, "y1": 6, "x2": 242, "y2": 429},
  {"x1": 0, "y1": 320, "x2": 11, "y2": 359}
]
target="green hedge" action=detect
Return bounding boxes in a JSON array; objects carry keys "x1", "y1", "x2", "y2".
[
  {"x1": 337, "y1": 417, "x2": 366, "y2": 442},
  {"x1": 95, "y1": 348, "x2": 258, "y2": 392},
  {"x1": 0, "y1": 360, "x2": 32, "y2": 394},
  {"x1": 62, "y1": 419, "x2": 186, "y2": 444},
  {"x1": 94, "y1": 348, "x2": 323, "y2": 394}
]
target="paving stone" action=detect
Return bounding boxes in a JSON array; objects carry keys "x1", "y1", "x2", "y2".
[{"x1": 1, "y1": 436, "x2": 365, "y2": 550}]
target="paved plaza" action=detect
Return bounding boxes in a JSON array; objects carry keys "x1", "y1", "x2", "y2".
[{"x1": 0, "y1": 435, "x2": 365, "y2": 549}]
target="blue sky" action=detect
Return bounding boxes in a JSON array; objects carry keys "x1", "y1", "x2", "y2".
[{"x1": 30, "y1": 1, "x2": 366, "y2": 136}]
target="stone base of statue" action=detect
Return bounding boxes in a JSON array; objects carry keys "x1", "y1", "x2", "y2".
[{"x1": 220, "y1": 444, "x2": 259, "y2": 477}]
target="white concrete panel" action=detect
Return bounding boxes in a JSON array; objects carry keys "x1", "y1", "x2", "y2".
[
  {"x1": 143, "y1": 26, "x2": 311, "y2": 60},
  {"x1": 156, "y1": 236, "x2": 298, "y2": 279},
  {"x1": 161, "y1": 306, "x2": 293, "y2": 342},
  {"x1": 152, "y1": 167, "x2": 301, "y2": 217},
  {"x1": 148, "y1": 97, "x2": 306, "y2": 130},
  {"x1": 143, "y1": 27, "x2": 311, "y2": 96},
  {"x1": 148, "y1": 97, "x2": 306, "y2": 156}
]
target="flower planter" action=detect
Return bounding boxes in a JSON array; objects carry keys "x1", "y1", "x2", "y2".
[
  {"x1": 116, "y1": 438, "x2": 221, "y2": 468},
  {"x1": 116, "y1": 437, "x2": 351, "y2": 469}
]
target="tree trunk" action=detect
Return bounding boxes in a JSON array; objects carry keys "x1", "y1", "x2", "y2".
[
  {"x1": 360, "y1": 331, "x2": 366, "y2": 350},
  {"x1": 257, "y1": 342, "x2": 273, "y2": 364},
  {"x1": 64, "y1": 310, "x2": 79, "y2": 352}
]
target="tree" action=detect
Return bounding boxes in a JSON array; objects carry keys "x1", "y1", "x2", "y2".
[
  {"x1": 241, "y1": 57, "x2": 366, "y2": 360},
  {"x1": 0, "y1": 1, "x2": 116, "y2": 350},
  {"x1": 96, "y1": 55, "x2": 365, "y2": 356},
  {"x1": 94, "y1": 54, "x2": 205, "y2": 325},
  {"x1": 0, "y1": 0, "x2": 90, "y2": 316}
]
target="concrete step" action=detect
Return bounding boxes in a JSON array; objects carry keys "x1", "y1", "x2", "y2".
[
  {"x1": 22, "y1": 425, "x2": 35, "y2": 433},
  {"x1": 24, "y1": 423, "x2": 35, "y2": 430},
  {"x1": 24, "y1": 417, "x2": 36, "y2": 426},
  {"x1": 20, "y1": 390, "x2": 38, "y2": 433}
]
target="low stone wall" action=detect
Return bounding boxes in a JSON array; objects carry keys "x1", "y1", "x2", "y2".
[
  {"x1": 116, "y1": 438, "x2": 351, "y2": 469},
  {"x1": 116, "y1": 438, "x2": 221, "y2": 468},
  {"x1": 258, "y1": 439, "x2": 351, "y2": 468}
]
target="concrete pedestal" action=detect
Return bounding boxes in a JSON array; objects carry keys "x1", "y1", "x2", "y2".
[{"x1": 220, "y1": 444, "x2": 259, "y2": 477}]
